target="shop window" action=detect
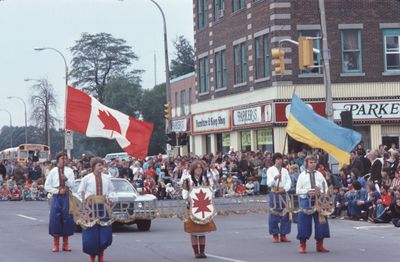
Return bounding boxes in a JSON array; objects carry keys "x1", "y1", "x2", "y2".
[
  {"x1": 241, "y1": 130, "x2": 251, "y2": 152},
  {"x1": 256, "y1": 129, "x2": 273, "y2": 153}
]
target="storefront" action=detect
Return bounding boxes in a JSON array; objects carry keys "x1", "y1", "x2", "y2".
[{"x1": 171, "y1": 118, "x2": 190, "y2": 156}]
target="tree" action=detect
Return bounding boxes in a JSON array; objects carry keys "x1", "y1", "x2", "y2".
[
  {"x1": 29, "y1": 79, "x2": 58, "y2": 146},
  {"x1": 70, "y1": 32, "x2": 143, "y2": 103},
  {"x1": 103, "y1": 78, "x2": 143, "y2": 117},
  {"x1": 141, "y1": 83, "x2": 166, "y2": 155},
  {"x1": 170, "y1": 35, "x2": 195, "y2": 79}
]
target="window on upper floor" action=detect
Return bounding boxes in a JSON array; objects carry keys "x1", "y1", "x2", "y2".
[
  {"x1": 181, "y1": 89, "x2": 186, "y2": 116},
  {"x1": 233, "y1": 42, "x2": 247, "y2": 84},
  {"x1": 299, "y1": 30, "x2": 322, "y2": 75},
  {"x1": 198, "y1": 0, "x2": 208, "y2": 30},
  {"x1": 214, "y1": 0, "x2": 225, "y2": 21},
  {"x1": 215, "y1": 49, "x2": 227, "y2": 89},
  {"x1": 383, "y1": 29, "x2": 400, "y2": 72},
  {"x1": 341, "y1": 30, "x2": 362, "y2": 73},
  {"x1": 199, "y1": 56, "x2": 209, "y2": 93},
  {"x1": 189, "y1": 88, "x2": 192, "y2": 111},
  {"x1": 255, "y1": 34, "x2": 270, "y2": 79},
  {"x1": 175, "y1": 91, "x2": 178, "y2": 116},
  {"x1": 232, "y1": 0, "x2": 245, "y2": 13}
]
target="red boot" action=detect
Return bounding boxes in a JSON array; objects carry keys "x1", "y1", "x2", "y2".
[
  {"x1": 316, "y1": 239, "x2": 330, "y2": 253},
  {"x1": 99, "y1": 250, "x2": 105, "y2": 262},
  {"x1": 52, "y1": 237, "x2": 60, "y2": 252},
  {"x1": 299, "y1": 240, "x2": 306, "y2": 254},
  {"x1": 89, "y1": 255, "x2": 96, "y2": 262},
  {"x1": 280, "y1": 235, "x2": 291, "y2": 242},
  {"x1": 62, "y1": 236, "x2": 72, "y2": 251},
  {"x1": 272, "y1": 234, "x2": 279, "y2": 243}
]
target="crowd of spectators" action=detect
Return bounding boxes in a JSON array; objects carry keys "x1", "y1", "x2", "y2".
[{"x1": 1, "y1": 142, "x2": 400, "y2": 227}]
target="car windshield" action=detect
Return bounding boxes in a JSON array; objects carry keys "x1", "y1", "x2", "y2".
[
  {"x1": 111, "y1": 180, "x2": 136, "y2": 194},
  {"x1": 71, "y1": 179, "x2": 137, "y2": 194}
]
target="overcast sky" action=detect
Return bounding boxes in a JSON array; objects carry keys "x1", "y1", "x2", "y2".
[{"x1": 0, "y1": 0, "x2": 193, "y2": 128}]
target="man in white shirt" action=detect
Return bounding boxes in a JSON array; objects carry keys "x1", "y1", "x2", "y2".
[
  {"x1": 267, "y1": 153, "x2": 292, "y2": 243},
  {"x1": 44, "y1": 152, "x2": 75, "y2": 253},
  {"x1": 296, "y1": 155, "x2": 330, "y2": 254},
  {"x1": 78, "y1": 157, "x2": 114, "y2": 262}
]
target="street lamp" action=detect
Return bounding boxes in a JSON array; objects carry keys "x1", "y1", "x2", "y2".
[
  {"x1": 34, "y1": 47, "x2": 72, "y2": 158},
  {"x1": 7, "y1": 96, "x2": 28, "y2": 144},
  {"x1": 25, "y1": 78, "x2": 50, "y2": 148},
  {"x1": 0, "y1": 109, "x2": 13, "y2": 147},
  {"x1": 119, "y1": 0, "x2": 171, "y2": 132}
]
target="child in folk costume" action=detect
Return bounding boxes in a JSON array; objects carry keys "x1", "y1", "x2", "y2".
[
  {"x1": 182, "y1": 160, "x2": 216, "y2": 259},
  {"x1": 267, "y1": 153, "x2": 292, "y2": 243},
  {"x1": 78, "y1": 157, "x2": 114, "y2": 262},
  {"x1": 296, "y1": 155, "x2": 330, "y2": 254},
  {"x1": 44, "y1": 152, "x2": 75, "y2": 252}
]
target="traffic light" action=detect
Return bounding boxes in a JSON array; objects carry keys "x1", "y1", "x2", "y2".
[
  {"x1": 178, "y1": 133, "x2": 189, "y2": 146},
  {"x1": 166, "y1": 132, "x2": 177, "y2": 146},
  {"x1": 271, "y1": 48, "x2": 285, "y2": 75},
  {"x1": 298, "y1": 37, "x2": 314, "y2": 70},
  {"x1": 164, "y1": 103, "x2": 172, "y2": 120}
]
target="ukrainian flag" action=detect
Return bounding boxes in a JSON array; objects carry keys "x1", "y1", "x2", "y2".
[{"x1": 287, "y1": 95, "x2": 362, "y2": 165}]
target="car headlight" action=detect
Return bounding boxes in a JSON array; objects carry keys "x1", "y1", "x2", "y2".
[{"x1": 137, "y1": 202, "x2": 143, "y2": 209}]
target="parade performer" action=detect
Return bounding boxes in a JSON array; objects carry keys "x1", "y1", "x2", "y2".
[
  {"x1": 267, "y1": 153, "x2": 292, "y2": 243},
  {"x1": 44, "y1": 152, "x2": 75, "y2": 252},
  {"x1": 296, "y1": 155, "x2": 330, "y2": 254},
  {"x1": 182, "y1": 160, "x2": 216, "y2": 259},
  {"x1": 78, "y1": 157, "x2": 114, "y2": 262}
]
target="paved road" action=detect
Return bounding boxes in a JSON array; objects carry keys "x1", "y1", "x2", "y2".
[{"x1": 0, "y1": 201, "x2": 399, "y2": 262}]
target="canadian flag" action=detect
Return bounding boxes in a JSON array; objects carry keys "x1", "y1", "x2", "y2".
[{"x1": 66, "y1": 86, "x2": 154, "y2": 159}]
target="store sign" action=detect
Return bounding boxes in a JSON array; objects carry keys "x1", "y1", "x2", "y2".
[
  {"x1": 192, "y1": 110, "x2": 231, "y2": 134},
  {"x1": 222, "y1": 133, "x2": 230, "y2": 147},
  {"x1": 233, "y1": 106, "x2": 262, "y2": 126},
  {"x1": 171, "y1": 119, "x2": 188, "y2": 132},
  {"x1": 333, "y1": 101, "x2": 400, "y2": 120},
  {"x1": 257, "y1": 129, "x2": 273, "y2": 145},
  {"x1": 275, "y1": 102, "x2": 326, "y2": 123}
]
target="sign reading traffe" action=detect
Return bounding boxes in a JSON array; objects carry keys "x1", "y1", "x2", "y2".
[
  {"x1": 333, "y1": 101, "x2": 400, "y2": 120},
  {"x1": 233, "y1": 106, "x2": 262, "y2": 126},
  {"x1": 192, "y1": 110, "x2": 231, "y2": 134}
]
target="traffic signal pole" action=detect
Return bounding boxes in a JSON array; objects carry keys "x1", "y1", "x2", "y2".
[{"x1": 319, "y1": 0, "x2": 333, "y2": 121}]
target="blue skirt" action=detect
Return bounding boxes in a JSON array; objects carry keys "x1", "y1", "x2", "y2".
[
  {"x1": 49, "y1": 193, "x2": 75, "y2": 237},
  {"x1": 82, "y1": 203, "x2": 112, "y2": 256}
]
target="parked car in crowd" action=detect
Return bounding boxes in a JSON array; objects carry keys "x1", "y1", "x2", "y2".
[{"x1": 72, "y1": 177, "x2": 158, "y2": 231}]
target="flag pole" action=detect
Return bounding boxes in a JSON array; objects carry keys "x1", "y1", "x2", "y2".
[{"x1": 283, "y1": 86, "x2": 298, "y2": 155}]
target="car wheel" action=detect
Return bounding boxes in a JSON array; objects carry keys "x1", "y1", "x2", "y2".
[{"x1": 136, "y1": 220, "x2": 151, "y2": 231}]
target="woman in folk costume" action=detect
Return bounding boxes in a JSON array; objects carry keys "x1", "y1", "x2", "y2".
[
  {"x1": 296, "y1": 155, "x2": 330, "y2": 254},
  {"x1": 44, "y1": 152, "x2": 75, "y2": 252},
  {"x1": 182, "y1": 160, "x2": 216, "y2": 259},
  {"x1": 78, "y1": 157, "x2": 114, "y2": 262}
]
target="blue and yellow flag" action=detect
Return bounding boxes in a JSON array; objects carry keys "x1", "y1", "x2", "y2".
[{"x1": 287, "y1": 95, "x2": 362, "y2": 165}]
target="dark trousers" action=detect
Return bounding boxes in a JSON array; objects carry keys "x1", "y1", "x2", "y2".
[
  {"x1": 297, "y1": 198, "x2": 330, "y2": 240},
  {"x1": 49, "y1": 193, "x2": 75, "y2": 237}
]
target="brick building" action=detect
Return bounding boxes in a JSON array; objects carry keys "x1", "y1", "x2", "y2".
[
  {"x1": 180, "y1": 0, "x2": 400, "y2": 156},
  {"x1": 170, "y1": 72, "x2": 195, "y2": 155}
]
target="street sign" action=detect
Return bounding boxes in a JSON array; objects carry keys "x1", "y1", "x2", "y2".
[{"x1": 65, "y1": 130, "x2": 73, "y2": 150}]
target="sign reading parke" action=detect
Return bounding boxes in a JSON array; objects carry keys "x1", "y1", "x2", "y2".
[
  {"x1": 192, "y1": 110, "x2": 231, "y2": 134},
  {"x1": 333, "y1": 101, "x2": 400, "y2": 120},
  {"x1": 233, "y1": 107, "x2": 262, "y2": 126}
]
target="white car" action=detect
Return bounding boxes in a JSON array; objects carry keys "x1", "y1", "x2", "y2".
[{"x1": 72, "y1": 178, "x2": 158, "y2": 231}]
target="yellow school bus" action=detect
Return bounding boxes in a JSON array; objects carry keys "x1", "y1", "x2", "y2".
[{"x1": 0, "y1": 144, "x2": 50, "y2": 163}]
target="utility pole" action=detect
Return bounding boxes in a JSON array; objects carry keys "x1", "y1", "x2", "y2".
[{"x1": 318, "y1": 0, "x2": 333, "y2": 121}]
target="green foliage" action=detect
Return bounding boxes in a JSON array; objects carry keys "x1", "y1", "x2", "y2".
[
  {"x1": 141, "y1": 83, "x2": 167, "y2": 155},
  {"x1": 70, "y1": 32, "x2": 143, "y2": 103},
  {"x1": 170, "y1": 35, "x2": 195, "y2": 79}
]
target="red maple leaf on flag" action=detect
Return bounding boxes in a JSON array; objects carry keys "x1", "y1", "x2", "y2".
[
  {"x1": 192, "y1": 189, "x2": 212, "y2": 219},
  {"x1": 98, "y1": 109, "x2": 122, "y2": 135}
]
